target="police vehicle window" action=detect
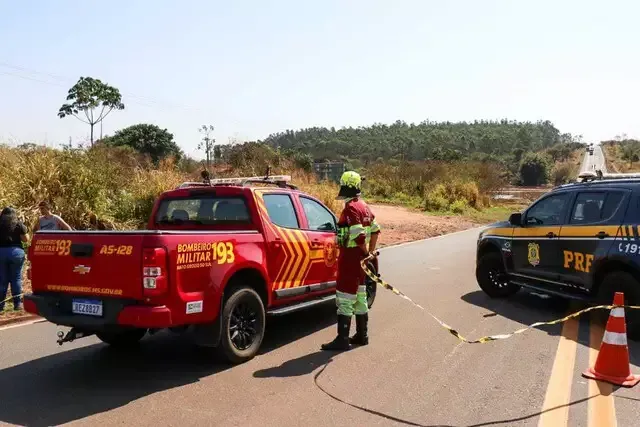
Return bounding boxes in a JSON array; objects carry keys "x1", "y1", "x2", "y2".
[
  {"x1": 155, "y1": 196, "x2": 250, "y2": 224},
  {"x1": 601, "y1": 192, "x2": 624, "y2": 219},
  {"x1": 525, "y1": 193, "x2": 570, "y2": 226},
  {"x1": 570, "y1": 193, "x2": 606, "y2": 224},
  {"x1": 263, "y1": 194, "x2": 299, "y2": 228},
  {"x1": 300, "y1": 196, "x2": 336, "y2": 232}
]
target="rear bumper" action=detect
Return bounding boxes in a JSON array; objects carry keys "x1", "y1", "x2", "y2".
[{"x1": 24, "y1": 293, "x2": 173, "y2": 330}]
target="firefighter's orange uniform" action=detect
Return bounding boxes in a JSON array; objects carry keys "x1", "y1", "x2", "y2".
[{"x1": 321, "y1": 171, "x2": 381, "y2": 351}]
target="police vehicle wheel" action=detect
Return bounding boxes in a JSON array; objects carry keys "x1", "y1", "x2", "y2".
[
  {"x1": 596, "y1": 271, "x2": 640, "y2": 341},
  {"x1": 476, "y1": 252, "x2": 520, "y2": 298},
  {"x1": 365, "y1": 261, "x2": 377, "y2": 309},
  {"x1": 219, "y1": 286, "x2": 266, "y2": 364},
  {"x1": 96, "y1": 328, "x2": 147, "y2": 347}
]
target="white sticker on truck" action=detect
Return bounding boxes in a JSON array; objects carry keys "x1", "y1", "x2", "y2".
[{"x1": 186, "y1": 300, "x2": 203, "y2": 314}]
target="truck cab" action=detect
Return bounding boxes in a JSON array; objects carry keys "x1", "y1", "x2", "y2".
[{"x1": 25, "y1": 175, "x2": 379, "y2": 364}]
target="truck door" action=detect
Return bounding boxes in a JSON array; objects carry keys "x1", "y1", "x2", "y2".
[
  {"x1": 297, "y1": 195, "x2": 339, "y2": 292},
  {"x1": 511, "y1": 191, "x2": 573, "y2": 284},
  {"x1": 257, "y1": 192, "x2": 311, "y2": 299},
  {"x1": 557, "y1": 189, "x2": 628, "y2": 291}
]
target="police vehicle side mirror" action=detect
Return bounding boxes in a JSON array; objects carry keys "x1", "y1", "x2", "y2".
[{"x1": 509, "y1": 213, "x2": 522, "y2": 226}]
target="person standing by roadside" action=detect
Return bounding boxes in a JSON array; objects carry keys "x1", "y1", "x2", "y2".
[
  {"x1": 0, "y1": 207, "x2": 29, "y2": 312},
  {"x1": 33, "y1": 201, "x2": 72, "y2": 231}
]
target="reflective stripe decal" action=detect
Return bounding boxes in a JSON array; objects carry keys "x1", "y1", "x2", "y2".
[{"x1": 602, "y1": 331, "x2": 627, "y2": 346}]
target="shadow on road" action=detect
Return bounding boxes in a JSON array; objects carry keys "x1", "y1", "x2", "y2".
[
  {"x1": 462, "y1": 289, "x2": 640, "y2": 366},
  {"x1": 0, "y1": 303, "x2": 336, "y2": 427},
  {"x1": 461, "y1": 289, "x2": 572, "y2": 337},
  {"x1": 253, "y1": 350, "x2": 335, "y2": 378}
]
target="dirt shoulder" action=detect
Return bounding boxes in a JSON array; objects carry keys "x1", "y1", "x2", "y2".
[{"x1": 371, "y1": 204, "x2": 481, "y2": 247}]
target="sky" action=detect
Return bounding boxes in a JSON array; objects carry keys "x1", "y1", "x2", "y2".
[{"x1": 1, "y1": 0, "x2": 640, "y2": 159}]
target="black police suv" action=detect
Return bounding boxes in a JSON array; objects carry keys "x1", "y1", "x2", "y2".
[{"x1": 476, "y1": 171, "x2": 640, "y2": 339}]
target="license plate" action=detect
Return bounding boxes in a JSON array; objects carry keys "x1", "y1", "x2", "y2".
[{"x1": 72, "y1": 299, "x2": 103, "y2": 317}]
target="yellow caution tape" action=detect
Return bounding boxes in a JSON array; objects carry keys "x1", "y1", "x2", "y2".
[
  {"x1": 361, "y1": 254, "x2": 640, "y2": 343},
  {"x1": 1, "y1": 293, "x2": 25, "y2": 306}
]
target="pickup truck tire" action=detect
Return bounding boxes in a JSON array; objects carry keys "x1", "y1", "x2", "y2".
[
  {"x1": 219, "y1": 286, "x2": 266, "y2": 364},
  {"x1": 365, "y1": 260, "x2": 377, "y2": 309},
  {"x1": 476, "y1": 252, "x2": 520, "y2": 298},
  {"x1": 596, "y1": 271, "x2": 640, "y2": 341},
  {"x1": 96, "y1": 328, "x2": 147, "y2": 347}
]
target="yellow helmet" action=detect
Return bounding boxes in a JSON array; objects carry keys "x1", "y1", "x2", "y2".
[{"x1": 337, "y1": 171, "x2": 362, "y2": 199}]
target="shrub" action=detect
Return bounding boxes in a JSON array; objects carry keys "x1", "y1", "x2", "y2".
[
  {"x1": 423, "y1": 180, "x2": 481, "y2": 212},
  {"x1": 519, "y1": 152, "x2": 552, "y2": 186}
]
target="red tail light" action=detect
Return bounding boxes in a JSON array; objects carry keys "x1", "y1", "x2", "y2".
[{"x1": 142, "y1": 247, "x2": 168, "y2": 297}]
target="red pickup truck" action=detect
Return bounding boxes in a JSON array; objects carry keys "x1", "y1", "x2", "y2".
[{"x1": 24, "y1": 175, "x2": 379, "y2": 364}]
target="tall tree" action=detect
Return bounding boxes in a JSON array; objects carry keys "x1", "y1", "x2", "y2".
[
  {"x1": 101, "y1": 123, "x2": 183, "y2": 163},
  {"x1": 58, "y1": 77, "x2": 125, "y2": 146},
  {"x1": 198, "y1": 124, "x2": 216, "y2": 168}
]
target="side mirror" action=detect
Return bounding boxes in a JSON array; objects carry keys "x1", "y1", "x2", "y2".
[{"x1": 509, "y1": 213, "x2": 522, "y2": 226}]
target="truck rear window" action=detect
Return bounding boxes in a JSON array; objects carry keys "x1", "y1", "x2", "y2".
[{"x1": 155, "y1": 196, "x2": 251, "y2": 225}]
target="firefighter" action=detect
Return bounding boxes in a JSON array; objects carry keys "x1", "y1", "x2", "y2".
[{"x1": 321, "y1": 170, "x2": 381, "y2": 351}]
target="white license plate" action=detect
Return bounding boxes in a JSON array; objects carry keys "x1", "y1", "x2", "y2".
[{"x1": 72, "y1": 299, "x2": 103, "y2": 316}]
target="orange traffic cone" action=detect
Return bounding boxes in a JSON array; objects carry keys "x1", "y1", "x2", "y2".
[{"x1": 582, "y1": 292, "x2": 640, "y2": 387}]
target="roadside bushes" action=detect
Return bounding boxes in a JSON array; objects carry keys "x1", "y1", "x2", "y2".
[
  {"x1": 423, "y1": 180, "x2": 483, "y2": 213},
  {"x1": 364, "y1": 160, "x2": 503, "y2": 212},
  {"x1": 0, "y1": 143, "x2": 340, "y2": 230}
]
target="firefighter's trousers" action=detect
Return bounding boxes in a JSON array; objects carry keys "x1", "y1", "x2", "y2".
[{"x1": 336, "y1": 285, "x2": 368, "y2": 317}]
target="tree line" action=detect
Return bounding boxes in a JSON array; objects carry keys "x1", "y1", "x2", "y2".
[{"x1": 52, "y1": 75, "x2": 585, "y2": 186}]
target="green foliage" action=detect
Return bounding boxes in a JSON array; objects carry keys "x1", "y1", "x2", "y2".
[
  {"x1": 101, "y1": 123, "x2": 183, "y2": 163},
  {"x1": 0, "y1": 143, "x2": 342, "y2": 231},
  {"x1": 423, "y1": 180, "x2": 481, "y2": 213},
  {"x1": 198, "y1": 125, "x2": 216, "y2": 167},
  {"x1": 58, "y1": 76, "x2": 125, "y2": 145},
  {"x1": 519, "y1": 152, "x2": 552, "y2": 186},
  {"x1": 259, "y1": 119, "x2": 577, "y2": 165}
]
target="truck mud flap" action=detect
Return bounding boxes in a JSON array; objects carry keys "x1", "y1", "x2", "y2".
[{"x1": 190, "y1": 315, "x2": 222, "y2": 348}]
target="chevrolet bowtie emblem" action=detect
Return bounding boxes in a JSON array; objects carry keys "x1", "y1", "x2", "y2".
[{"x1": 73, "y1": 265, "x2": 91, "y2": 275}]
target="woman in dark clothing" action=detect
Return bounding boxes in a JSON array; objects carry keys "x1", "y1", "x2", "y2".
[{"x1": 0, "y1": 207, "x2": 29, "y2": 312}]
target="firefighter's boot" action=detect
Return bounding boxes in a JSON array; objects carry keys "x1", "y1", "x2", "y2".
[
  {"x1": 321, "y1": 315, "x2": 351, "y2": 351},
  {"x1": 349, "y1": 313, "x2": 369, "y2": 346}
]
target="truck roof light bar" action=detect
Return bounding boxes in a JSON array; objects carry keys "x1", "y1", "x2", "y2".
[
  {"x1": 177, "y1": 175, "x2": 297, "y2": 190},
  {"x1": 577, "y1": 169, "x2": 640, "y2": 183}
]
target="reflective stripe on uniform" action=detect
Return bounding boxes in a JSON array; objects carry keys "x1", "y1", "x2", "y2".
[
  {"x1": 354, "y1": 285, "x2": 368, "y2": 315},
  {"x1": 338, "y1": 223, "x2": 375, "y2": 248}
]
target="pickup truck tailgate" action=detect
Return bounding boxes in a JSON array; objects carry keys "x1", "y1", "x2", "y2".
[{"x1": 30, "y1": 232, "x2": 148, "y2": 300}]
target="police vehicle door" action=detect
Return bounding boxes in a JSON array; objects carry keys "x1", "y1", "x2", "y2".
[
  {"x1": 511, "y1": 192, "x2": 573, "y2": 283},
  {"x1": 557, "y1": 190, "x2": 628, "y2": 290}
]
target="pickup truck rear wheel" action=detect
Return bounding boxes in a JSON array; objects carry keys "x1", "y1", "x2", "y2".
[
  {"x1": 219, "y1": 286, "x2": 266, "y2": 364},
  {"x1": 596, "y1": 271, "x2": 640, "y2": 341},
  {"x1": 476, "y1": 251, "x2": 520, "y2": 298},
  {"x1": 96, "y1": 328, "x2": 147, "y2": 347}
]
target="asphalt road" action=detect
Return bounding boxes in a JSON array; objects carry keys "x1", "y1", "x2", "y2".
[
  {"x1": 1, "y1": 228, "x2": 639, "y2": 427},
  {"x1": 580, "y1": 144, "x2": 607, "y2": 174}
]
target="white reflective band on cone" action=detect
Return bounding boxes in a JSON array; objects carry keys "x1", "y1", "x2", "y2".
[
  {"x1": 611, "y1": 307, "x2": 625, "y2": 318},
  {"x1": 603, "y1": 330, "x2": 628, "y2": 346}
]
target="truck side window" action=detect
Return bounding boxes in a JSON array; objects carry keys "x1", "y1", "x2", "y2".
[
  {"x1": 300, "y1": 196, "x2": 336, "y2": 232},
  {"x1": 570, "y1": 192, "x2": 606, "y2": 224},
  {"x1": 263, "y1": 194, "x2": 299, "y2": 229},
  {"x1": 570, "y1": 191, "x2": 625, "y2": 224},
  {"x1": 524, "y1": 193, "x2": 570, "y2": 226}
]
